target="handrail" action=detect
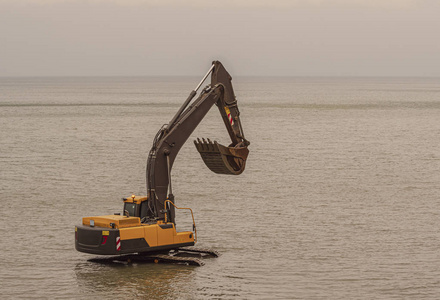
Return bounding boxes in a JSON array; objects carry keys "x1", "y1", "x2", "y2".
[{"x1": 164, "y1": 200, "x2": 197, "y2": 243}]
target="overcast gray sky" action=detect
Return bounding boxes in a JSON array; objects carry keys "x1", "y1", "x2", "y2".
[{"x1": 1, "y1": 0, "x2": 439, "y2": 76}]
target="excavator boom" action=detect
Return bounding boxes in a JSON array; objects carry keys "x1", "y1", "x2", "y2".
[{"x1": 146, "y1": 61, "x2": 249, "y2": 222}]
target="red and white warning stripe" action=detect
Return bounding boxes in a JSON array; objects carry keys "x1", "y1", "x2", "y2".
[
  {"x1": 225, "y1": 107, "x2": 234, "y2": 126},
  {"x1": 116, "y1": 237, "x2": 121, "y2": 251},
  {"x1": 228, "y1": 113, "x2": 234, "y2": 125}
]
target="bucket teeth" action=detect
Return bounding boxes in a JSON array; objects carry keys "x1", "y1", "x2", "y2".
[{"x1": 194, "y1": 138, "x2": 218, "y2": 152}]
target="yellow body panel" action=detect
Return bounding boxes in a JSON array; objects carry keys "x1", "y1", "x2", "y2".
[
  {"x1": 83, "y1": 215, "x2": 140, "y2": 229},
  {"x1": 119, "y1": 227, "x2": 145, "y2": 240},
  {"x1": 144, "y1": 225, "x2": 158, "y2": 247},
  {"x1": 175, "y1": 232, "x2": 194, "y2": 244},
  {"x1": 119, "y1": 224, "x2": 193, "y2": 245},
  {"x1": 157, "y1": 227, "x2": 175, "y2": 246}
]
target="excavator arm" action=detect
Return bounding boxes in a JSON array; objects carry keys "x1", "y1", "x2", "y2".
[{"x1": 145, "y1": 61, "x2": 249, "y2": 223}]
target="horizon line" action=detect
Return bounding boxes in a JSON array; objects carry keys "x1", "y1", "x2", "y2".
[{"x1": 1, "y1": 74, "x2": 440, "y2": 79}]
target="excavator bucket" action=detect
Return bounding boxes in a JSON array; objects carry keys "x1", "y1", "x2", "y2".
[{"x1": 194, "y1": 138, "x2": 249, "y2": 175}]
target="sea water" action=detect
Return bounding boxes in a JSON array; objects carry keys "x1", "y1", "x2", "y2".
[{"x1": 1, "y1": 76, "x2": 439, "y2": 299}]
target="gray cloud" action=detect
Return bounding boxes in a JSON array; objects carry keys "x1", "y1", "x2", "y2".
[{"x1": 0, "y1": 0, "x2": 439, "y2": 76}]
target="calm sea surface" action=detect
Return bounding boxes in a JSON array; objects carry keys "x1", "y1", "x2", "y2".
[{"x1": 0, "y1": 76, "x2": 439, "y2": 299}]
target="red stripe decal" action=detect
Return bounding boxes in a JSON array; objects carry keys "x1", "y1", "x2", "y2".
[{"x1": 116, "y1": 237, "x2": 121, "y2": 251}]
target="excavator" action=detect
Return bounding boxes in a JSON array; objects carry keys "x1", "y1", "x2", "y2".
[{"x1": 75, "y1": 61, "x2": 250, "y2": 266}]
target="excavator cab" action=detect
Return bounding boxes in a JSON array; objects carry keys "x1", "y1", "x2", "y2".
[{"x1": 122, "y1": 195, "x2": 150, "y2": 218}]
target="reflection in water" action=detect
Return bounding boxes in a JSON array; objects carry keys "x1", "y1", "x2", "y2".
[{"x1": 75, "y1": 260, "x2": 197, "y2": 299}]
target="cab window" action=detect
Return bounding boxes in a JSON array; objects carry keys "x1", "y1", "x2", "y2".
[{"x1": 124, "y1": 203, "x2": 136, "y2": 216}]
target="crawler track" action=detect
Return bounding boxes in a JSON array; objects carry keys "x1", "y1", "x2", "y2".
[
  {"x1": 89, "y1": 247, "x2": 220, "y2": 266},
  {"x1": 178, "y1": 246, "x2": 220, "y2": 257}
]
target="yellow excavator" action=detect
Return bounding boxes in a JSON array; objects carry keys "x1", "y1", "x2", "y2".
[{"x1": 75, "y1": 61, "x2": 250, "y2": 265}]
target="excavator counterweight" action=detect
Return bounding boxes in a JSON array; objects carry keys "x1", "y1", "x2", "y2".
[{"x1": 75, "y1": 61, "x2": 249, "y2": 263}]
